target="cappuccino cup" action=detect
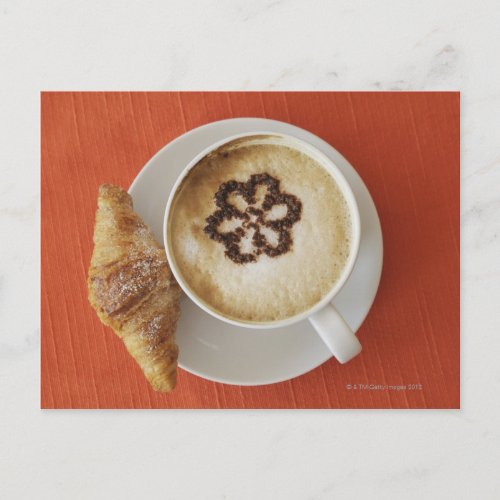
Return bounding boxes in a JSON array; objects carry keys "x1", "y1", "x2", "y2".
[{"x1": 164, "y1": 132, "x2": 362, "y2": 363}]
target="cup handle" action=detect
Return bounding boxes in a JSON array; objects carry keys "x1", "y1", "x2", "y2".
[{"x1": 308, "y1": 304, "x2": 362, "y2": 363}]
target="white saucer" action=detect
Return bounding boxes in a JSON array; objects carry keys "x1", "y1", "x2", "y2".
[{"x1": 129, "y1": 118, "x2": 383, "y2": 386}]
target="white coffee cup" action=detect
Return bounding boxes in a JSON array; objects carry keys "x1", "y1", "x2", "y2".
[{"x1": 164, "y1": 132, "x2": 362, "y2": 363}]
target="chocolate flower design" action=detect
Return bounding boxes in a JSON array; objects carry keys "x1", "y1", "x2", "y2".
[{"x1": 204, "y1": 173, "x2": 302, "y2": 264}]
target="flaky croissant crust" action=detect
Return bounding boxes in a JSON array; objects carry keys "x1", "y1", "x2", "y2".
[{"x1": 88, "y1": 184, "x2": 181, "y2": 392}]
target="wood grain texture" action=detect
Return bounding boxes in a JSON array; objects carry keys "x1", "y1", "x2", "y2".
[{"x1": 41, "y1": 92, "x2": 460, "y2": 409}]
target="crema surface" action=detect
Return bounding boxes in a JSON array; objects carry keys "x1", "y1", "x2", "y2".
[{"x1": 169, "y1": 141, "x2": 351, "y2": 322}]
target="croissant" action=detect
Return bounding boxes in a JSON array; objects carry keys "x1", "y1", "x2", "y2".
[{"x1": 88, "y1": 184, "x2": 181, "y2": 392}]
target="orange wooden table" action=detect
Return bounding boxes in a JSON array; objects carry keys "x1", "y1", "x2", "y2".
[{"x1": 41, "y1": 92, "x2": 459, "y2": 409}]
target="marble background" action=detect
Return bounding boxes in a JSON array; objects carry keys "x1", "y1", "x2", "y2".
[{"x1": 1, "y1": 0, "x2": 499, "y2": 498}]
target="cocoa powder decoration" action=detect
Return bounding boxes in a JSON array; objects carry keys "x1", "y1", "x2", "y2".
[{"x1": 204, "y1": 173, "x2": 302, "y2": 264}]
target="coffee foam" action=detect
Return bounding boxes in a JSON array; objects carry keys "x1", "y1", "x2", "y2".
[{"x1": 169, "y1": 139, "x2": 352, "y2": 322}]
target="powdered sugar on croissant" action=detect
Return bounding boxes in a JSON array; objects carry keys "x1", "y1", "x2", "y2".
[{"x1": 88, "y1": 184, "x2": 181, "y2": 392}]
